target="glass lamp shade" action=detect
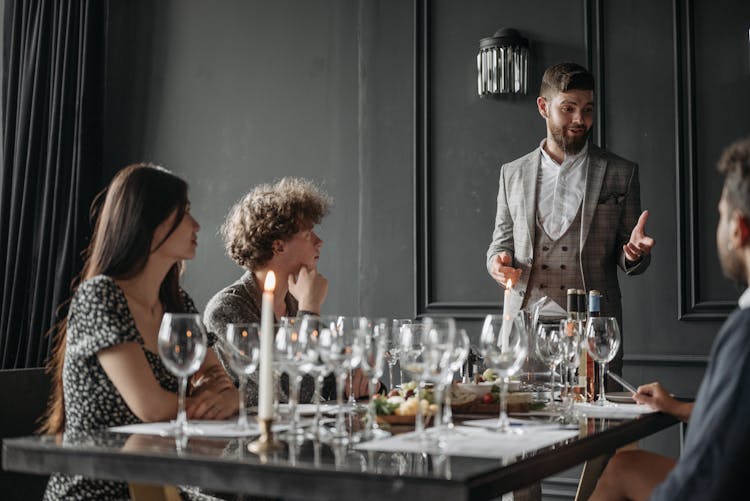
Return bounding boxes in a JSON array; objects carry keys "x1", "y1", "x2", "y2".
[{"x1": 477, "y1": 28, "x2": 529, "y2": 96}]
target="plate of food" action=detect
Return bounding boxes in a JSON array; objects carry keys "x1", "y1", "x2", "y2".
[
  {"x1": 373, "y1": 386, "x2": 438, "y2": 425},
  {"x1": 456, "y1": 369, "x2": 521, "y2": 395}
]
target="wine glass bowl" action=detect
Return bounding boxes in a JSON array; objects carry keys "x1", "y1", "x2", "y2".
[
  {"x1": 585, "y1": 317, "x2": 621, "y2": 406},
  {"x1": 479, "y1": 313, "x2": 528, "y2": 432},
  {"x1": 157, "y1": 313, "x2": 208, "y2": 436},
  {"x1": 535, "y1": 323, "x2": 564, "y2": 406},
  {"x1": 225, "y1": 323, "x2": 260, "y2": 431},
  {"x1": 315, "y1": 315, "x2": 367, "y2": 442}
]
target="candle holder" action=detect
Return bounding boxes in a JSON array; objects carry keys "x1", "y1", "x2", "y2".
[{"x1": 247, "y1": 418, "x2": 284, "y2": 454}]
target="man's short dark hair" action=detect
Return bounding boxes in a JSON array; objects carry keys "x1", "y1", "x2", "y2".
[
  {"x1": 718, "y1": 136, "x2": 750, "y2": 218},
  {"x1": 539, "y1": 62, "x2": 595, "y2": 99}
]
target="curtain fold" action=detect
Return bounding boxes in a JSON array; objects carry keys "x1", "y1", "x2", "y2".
[{"x1": 1, "y1": 0, "x2": 104, "y2": 368}]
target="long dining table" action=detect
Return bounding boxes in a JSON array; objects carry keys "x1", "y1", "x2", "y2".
[{"x1": 2, "y1": 409, "x2": 678, "y2": 500}]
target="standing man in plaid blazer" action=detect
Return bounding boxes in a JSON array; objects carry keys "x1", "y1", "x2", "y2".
[{"x1": 486, "y1": 62, "x2": 655, "y2": 376}]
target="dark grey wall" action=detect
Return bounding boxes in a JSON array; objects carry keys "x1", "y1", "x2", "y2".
[{"x1": 101, "y1": 0, "x2": 749, "y2": 498}]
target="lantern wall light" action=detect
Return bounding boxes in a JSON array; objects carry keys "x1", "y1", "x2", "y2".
[{"x1": 477, "y1": 28, "x2": 529, "y2": 96}]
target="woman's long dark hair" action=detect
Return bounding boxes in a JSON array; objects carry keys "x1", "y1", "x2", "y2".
[{"x1": 40, "y1": 164, "x2": 190, "y2": 434}]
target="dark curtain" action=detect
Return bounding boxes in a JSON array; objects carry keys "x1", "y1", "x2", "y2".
[{"x1": 0, "y1": 0, "x2": 104, "y2": 369}]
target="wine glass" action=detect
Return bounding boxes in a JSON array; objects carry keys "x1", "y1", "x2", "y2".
[
  {"x1": 585, "y1": 317, "x2": 621, "y2": 406},
  {"x1": 157, "y1": 313, "x2": 208, "y2": 436},
  {"x1": 535, "y1": 323, "x2": 564, "y2": 409},
  {"x1": 361, "y1": 318, "x2": 390, "y2": 439},
  {"x1": 299, "y1": 315, "x2": 330, "y2": 439},
  {"x1": 442, "y1": 328, "x2": 470, "y2": 432},
  {"x1": 392, "y1": 318, "x2": 412, "y2": 386},
  {"x1": 479, "y1": 313, "x2": 528, "y2": 432},
  {"x1": 422, "y1": 318, "x2": 456, "y2": 437},
  {"x1": 398, "y1": 322, "x2": 428, "y2": 434},
  {"x1": 384, "y1": 320, "x2": 403, "y2": 389},
  {"x1": 559, "y1": 318, "x2": 583, "y2": 421},
  {"x1": 225, "y1": 323, "x2": 260, "y2": 431},
  {"x1": 274, "y1": 317, "x2": 313, "y2": 439},
  {"x1": 316, "y1": 315, "x2": 366, "y2": 443}
]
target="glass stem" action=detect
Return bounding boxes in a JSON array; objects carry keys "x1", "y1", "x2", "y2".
[
  {"x1": 498, "y1": 377, "x2": 509, "y2": 431},
  {"x1": 313, "y1": 372, "x2": 323, "y2": 433},
  {"x1": 367, "y1": 377, "x2": 379, "y2": 435},
  {"x1": 443, "y1": 383, "x2": 454, "y2": 429},
  {"x1": 414, "y1": 380, "x2": 425, "y2": 437},
  {"x1": 558, "y1": 363, "x2": 566, "y2": 402},
  {"x1": 289, "y1": 372, "x2": 302, "y2": 435},
  {"x1": 434, "y1": 383, "x2": 445, "y2": 433},
  {"x1": 599, "y1": 362, "x2": 606, "y2": 404},
  {"x1": 336, "y1": 371, "x2": 347, "y2": 435},
  {"x1": 177, "y1": 376, "x2": 188, "y2": 434},
  {"x1": 348, "y1": 367, "x2": 355, "y2": 404},
  {"x1": 549, "y1": 363, "x2": 557, "y2": 401},
  {"x1": 237, "y1": 375, "x2": 248, "y2": 429}
]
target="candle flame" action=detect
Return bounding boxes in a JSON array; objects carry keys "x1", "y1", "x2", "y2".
[
  {"x1": 186, "y1": 330, "x2": 192, "y2": 338},
  {"x1": 506, "y1": 278, "x2": 512, "y2": 289},
  {"x1": 242, "y1": 329, "x2": 248, "y2": 338},
  {"x1": 264, "y1": 271, "x2": 276, "y2": 292}
]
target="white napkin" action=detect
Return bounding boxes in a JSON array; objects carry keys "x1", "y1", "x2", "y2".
[
  {"x1": 355, "y1": 425, "x2": 579, "y2": 459},
  {"x1": 462, "y1": 417, "x2": 574, "y2": 432},
  {"x1": 538, "y1": 300, "x2": 567, "y2": 319},
  {"x1": 574, "y1": 402, "x2": 655, "y2": 418}
]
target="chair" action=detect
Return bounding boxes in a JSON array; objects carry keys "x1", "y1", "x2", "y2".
[{"x1": 0, "y1": 367, "x2": 52, "y2": 501}]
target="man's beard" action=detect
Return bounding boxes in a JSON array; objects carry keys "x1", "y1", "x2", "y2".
[
  {"x1": 719, "y1": 246, "x2": 748, "y2": 288},
  {"x1": 550, "y1": 124, "x2": 591, "y2": 155}
]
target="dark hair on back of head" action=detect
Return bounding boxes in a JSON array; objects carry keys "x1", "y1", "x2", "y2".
[
  {"x1": 718, "y1": 136, "x2": 750, "y2": 218},
  {"x1": 40, "y1": 163, "x2": 190, "y2": 435},
  {"x1": 539, "y1": 62, "x2": 595, "y2": 99}
]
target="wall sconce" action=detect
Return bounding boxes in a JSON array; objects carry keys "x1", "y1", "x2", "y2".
[{"x1": 477, "y1": 28, "x2": 529, "y2": 96}]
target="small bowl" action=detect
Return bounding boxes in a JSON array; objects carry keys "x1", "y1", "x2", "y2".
[
  {"x1": 456, "y1": 380, "x2": 521, "y2": 396},
  {"x1": 456, "y1": 381, "x2": 496, "y2": 396}
]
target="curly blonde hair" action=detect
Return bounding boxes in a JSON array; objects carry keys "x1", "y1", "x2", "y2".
[{"x1": 222, "y1": 177, "x2": 331, "y2": 269}]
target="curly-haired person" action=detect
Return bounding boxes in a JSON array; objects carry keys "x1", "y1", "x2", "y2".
[{"x1": 204, "y1": 177, "x2": 373, "y2": 406}]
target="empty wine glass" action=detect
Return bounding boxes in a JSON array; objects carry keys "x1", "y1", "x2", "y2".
[
  {"x1": 392, "y1": 318, "x2": 412, "y2": 386},
  {"x1": 585, "y1": 317, "x2": 621, "y2": 406},
  {"x1": 442, "y1": 328, "x2": 470, "y2": 432},
  {"x1": 361, "y1": 318, "x2": 390, "y2": 439},
  {"x1": 316, "y1": 315, "x2": 366, "y2": 443},
  {"x1": 157, "y1": 313, "x2": 208, "y2": 436},
  {"x1": 399, "y1": 322, "x2": 428, "y2": 434},
  {"x1": 299, "y1": 315, "x2": 330, "y2": 439},
  {"x1": 275, "y1": 317, "x2": 312, "y2": 439},
  {"x1": 384, "y1": 321, "x2": 402, "y2": 389},
  {"x1": 404, "y1": 317, "x2": 456, "y2": 442},
  {"x1": 479, "y1": 313, "x2": 528, "y2": 432},
  {"x1": 559, "y1": 318, "x2": 583, "y2": 421},
  {"x1": 225, "y1": 323, "x2": 260, "y2": 431},
  {"x1": 535, "y1": 323, "x2": 564, "y2": 409}
]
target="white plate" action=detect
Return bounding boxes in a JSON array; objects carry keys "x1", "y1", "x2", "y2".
[{"x1": 605, "y1": 391, "x2": 636, "y2": 404}]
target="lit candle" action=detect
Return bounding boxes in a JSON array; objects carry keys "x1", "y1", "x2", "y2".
[
  {"x1": 258, "y1": 271, "x2": 276, "y2": 420},
  {"x1": 501, "y1": 278, "x2": 512, "y2": 349}
]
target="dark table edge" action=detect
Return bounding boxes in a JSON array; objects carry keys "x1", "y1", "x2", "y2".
[{"x1": 3, "y1": 412, "x2": 678, "y2": 500}]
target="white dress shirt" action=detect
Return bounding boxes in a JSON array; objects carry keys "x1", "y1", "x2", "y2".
[
  {"x1": 537, "y1": 139, "x2": 589, "y2": 241},
  {"x1": 738, "y1": 287, "x2": 750, "y2": 309}
]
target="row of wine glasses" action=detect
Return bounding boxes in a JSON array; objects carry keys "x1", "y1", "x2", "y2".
[
  {"x1": 535, "y1": 316, "x2": 621, "y2": 416},
  {"x1": 157, "y1": 311, "x2": 593, "y2": 440}
]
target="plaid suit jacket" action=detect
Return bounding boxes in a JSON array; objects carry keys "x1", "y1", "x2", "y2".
[{"x1": 486, "y1": 144, "x2": 650, "y2": 321}]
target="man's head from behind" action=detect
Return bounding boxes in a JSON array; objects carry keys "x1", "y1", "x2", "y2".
[
  {"x1": 537, "y1": 62, "x2": 595, "y2": 155},
  {"x1": 717, "y1": 136, "x2": 750, "y2": 285}
]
